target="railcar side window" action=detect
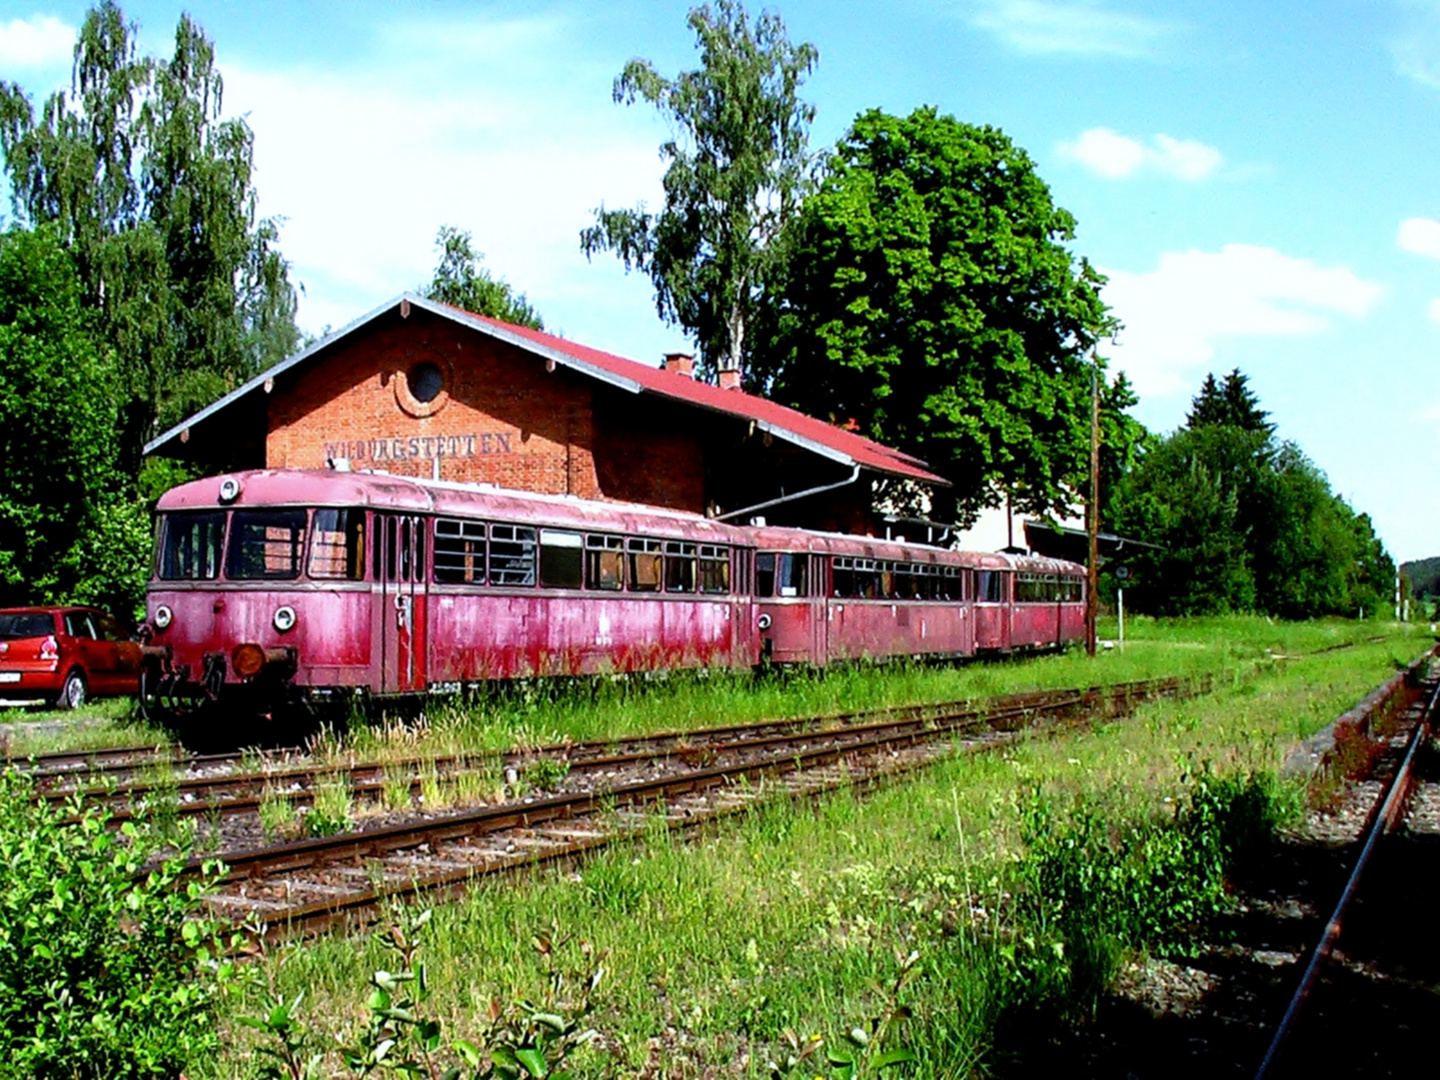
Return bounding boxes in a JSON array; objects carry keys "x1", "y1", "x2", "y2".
[
  {"x1": 942, "y1": 567, "x2": 962, "y2": 601},
  {"x1": 627, "y1": 538, "x2": 662, "y2": 592},
  {"x1": 158, "y1": 511, "x2": 225, "y2": 580},
  {"x1": 489, "y1": 524, "x2": 537, "y2": 587},
  {"x1": 540, "y1": 530, "x2": 584, "y2": 589},
  {"x1": 976, "y1": 570, "x2": 1005, "y2": 603},
  {"x1": 585, "y1": 535, "x2": 624, "y2": 590},
  {"x1": 434, "y1": 518, "x2": 486, "y2": 583},
  {"x1": 756, "y1": 553, "x2": 806, "y2": 597},
  {"x1": 665, "y1": 541, "x2": 697, "y2": 593},
  {"x1": 225, "y1": 509, "x2": 306, "y2": 580},
  {"x1": 699, "y1": 545, "x2": 730, "y2": 593},
  {"x1": 309, "y1": 508, "x2": 367, "y2": 580}
]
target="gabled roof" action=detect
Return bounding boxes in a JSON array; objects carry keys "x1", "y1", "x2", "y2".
[{"x1": 144, "y1": 293, "x2": 947, "y2": 486}]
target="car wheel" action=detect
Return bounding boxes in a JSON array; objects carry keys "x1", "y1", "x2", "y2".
[{"x1": 57, "y1": 669, "x2": 87, "y2": 711}]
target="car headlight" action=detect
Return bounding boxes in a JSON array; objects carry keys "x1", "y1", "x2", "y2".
[
  {"x1": 154, "y1": 604, "x2": 173, "y2": 629},
  {"x1": 273, "y1": 606, "x2": 297, "y2": 632}
]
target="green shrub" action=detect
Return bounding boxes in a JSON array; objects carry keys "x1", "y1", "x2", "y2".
[
  {"x1": 1006, "y1": 765, "x2": 1292, "y2": 1018},
  {"x1": 0, "y1": 768, "x2": 229, "y2": 1078}
]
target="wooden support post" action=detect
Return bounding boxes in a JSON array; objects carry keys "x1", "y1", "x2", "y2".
[{"x1": 1086, "y1": 365, "x2": 1100, "y2": 657}]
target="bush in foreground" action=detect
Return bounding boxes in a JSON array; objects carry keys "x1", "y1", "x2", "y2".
[{"x1": 0, "y1": 769, "x2": 228, "y2": 1079}]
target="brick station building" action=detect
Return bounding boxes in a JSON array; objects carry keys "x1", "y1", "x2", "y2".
[{"x1": 145, "y1": 293, "x2": 947, "y2": 535}]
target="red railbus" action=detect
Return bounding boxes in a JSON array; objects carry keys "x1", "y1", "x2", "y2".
[{"x1": 141, "y1": 470, "x2": 1086, "y2": 735}]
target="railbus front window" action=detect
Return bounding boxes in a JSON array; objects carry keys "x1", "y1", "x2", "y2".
[
  {"x1": 310, "y1": 508, "x2": 367, "y2": 580},
  {"x1": 158, "y1": 511, "x2": 225, "y2": 580},
  {"x1": 226, "y1": 509, "x2": 307, "y2": 580}
]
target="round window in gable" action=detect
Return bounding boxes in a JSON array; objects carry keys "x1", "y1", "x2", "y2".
[{"x1": 408, "y1": 361, "x2": 444, "y2": 403}]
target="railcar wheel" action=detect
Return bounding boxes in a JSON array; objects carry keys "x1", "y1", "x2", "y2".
[
  {"x1": 137, "y1": 661, "x2": 176, "y2": 728},
  {"x1": 56, "y1": 669, "x2": 87, "y2": 711}
]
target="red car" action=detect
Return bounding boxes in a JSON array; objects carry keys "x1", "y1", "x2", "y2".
[{"x1": 0, "y1": 606, "x2": 142, "y2": 709}]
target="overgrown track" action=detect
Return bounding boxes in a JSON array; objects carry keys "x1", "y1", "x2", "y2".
[
  {"x1": 1254, "y1": 664, "x2": 1439, "y2": 1079},
  {"x1": 192, "y1": 675, "x2": 1206, "y2": 942},
  {"x1": 55, "y1": 679, "x2": 1193, "y2": 826}
]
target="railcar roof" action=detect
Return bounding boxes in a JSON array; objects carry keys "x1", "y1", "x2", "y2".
[
  {"x1": 156, "y1": 469, "x2": 749, "y2": 542},
  {"x1": 745, "y1": 524, "x2": 1086, "y2": 573}
]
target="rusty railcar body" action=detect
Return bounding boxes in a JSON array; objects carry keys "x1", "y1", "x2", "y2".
[
  {"x1": 141, "y1": 470, "x2": 1086, "y2": 730},
  {"x1": 746, "y1": 526, "x2": 1086, "y2": 665}
]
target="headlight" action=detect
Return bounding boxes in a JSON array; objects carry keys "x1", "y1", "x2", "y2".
[
  {"x1": 273, "y1": 606, "x2": 297, "y2": 632},
  {"x1": 218, "y1": 476, "x2": 242, "y2": 503},
  {"x1": 154, "y1": 604, "x2": 173, "y2": 629}
]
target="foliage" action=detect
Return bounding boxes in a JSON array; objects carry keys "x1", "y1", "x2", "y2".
[
  {"x1": 580, "y1": 0, "x2": 817, "y2": 380},
  {"x1": 0, "y1": 226, "x2": 143, "y2": 612},
  {"x1": 1005, "y1": 766, "x2": 1291, "y2": 1018},
  {"x1": 424, "y1": 226, "x2": 543, "y2": 330},
  {"x1": 754, "y1": 106, "x2": 1142, "y2": 525},
  {"x1": 243, "y1": 909, "x2": 602, "y2": 1079},
  {"x1": 0, "y1": 767, "x2": 230, "y2": 1079},
  {"x1": 0, "y1": 1, "x2": 298, "y2": 476},
  {"x1": 1110, "y1": 371, "x2": 1395, "y2": 618},
  {"x1": 1185, "y1": 368, "x2": 1274, "y2": 435},
  {"x1": 1401, "y1": 555, "x2": 1440, "y2": 601}
]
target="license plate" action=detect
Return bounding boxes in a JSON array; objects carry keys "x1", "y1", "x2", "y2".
[{"x1": 0, "y1": 672, "x2": 20, "y2": 683}]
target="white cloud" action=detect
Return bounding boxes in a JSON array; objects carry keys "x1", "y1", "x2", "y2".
[
  {"x1": 1427, "y1": 297, "x2": 1440, "y2": 322},
  {"x1": 217, "y1": 10, "x2": 679, "y2": 357},
  {"x1": 1398, "y1": 216, "x2": 1440, "y2": 258},
  {"x1": 1057, "y1": 127, "x2": 1223, "y2": 180},
  {"x1": 1100, "y1": 245, "x2": 1384, "y2": 397},
  {"x1": 963, "y1": 0, "x2": 1179, "y2": 59},
  {"x1": 0, "y1": 14, "x2": 74, "y2": 70}
]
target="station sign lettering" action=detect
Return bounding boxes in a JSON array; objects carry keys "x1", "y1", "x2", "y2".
[{"x1": 323, "y1": 432, "x2": 515, "y2": 463}]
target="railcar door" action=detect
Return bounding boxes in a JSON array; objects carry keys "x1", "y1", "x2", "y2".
[
  {"x1": 375, "y1": 513, "x2": 429, "y2": 694},
  {"x1": 809, "y1": 554, "x2": 828, "y2": 663},
  {"x1": 974, "y1": 569, "x2": 1009, "y2": 651}
]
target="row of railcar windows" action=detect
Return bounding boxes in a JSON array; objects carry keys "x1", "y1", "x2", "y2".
[
  {"x1": 831, "y1": 557, "x2": 967, "y2": 601},
  {"x1": 433, "y1": 520, "x2": 732, "y2": 594},
  {"x1": 1013, "y1": 572, "x2": 1084, "y2": 603}
]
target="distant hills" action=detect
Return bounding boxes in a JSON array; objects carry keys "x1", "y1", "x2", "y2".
[{"x1": 1402, "y1": 557, "x2": 1440, "y2": 599}]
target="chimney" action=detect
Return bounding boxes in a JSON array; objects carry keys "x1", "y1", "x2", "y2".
[
  {"x1": 663, "y1": 352, "x2": 694, "y2": 378},
  {"x1": 718, "y1": 368, "x2": 742, "y2": 391}
]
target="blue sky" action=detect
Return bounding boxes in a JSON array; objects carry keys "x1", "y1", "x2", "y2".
[{"x1": 3, "y1": 0, "x2": 1439, "y2": 562}]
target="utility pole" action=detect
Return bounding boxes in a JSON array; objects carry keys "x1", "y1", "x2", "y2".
[{"x1": 1086, "y1": 364, "x2": 1100, "y2": 657}]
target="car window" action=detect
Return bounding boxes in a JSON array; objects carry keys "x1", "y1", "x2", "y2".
[
  {"x1": 63, "y1": 612, "x2": 97, "y2": 639},
  {"x1": 0, "y1": 612, "x2": 55, "y2": 639},
  {"x1": 93, "y1": 614, "x2": 125, "y2": 641}
]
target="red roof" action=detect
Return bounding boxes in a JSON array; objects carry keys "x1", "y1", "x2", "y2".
[
  {"x1": 445, "y1": 304, "x2": 945, "y2": 485},
  {"x1": 145, "y1": 293, "x2": 947, "y2": 486}
]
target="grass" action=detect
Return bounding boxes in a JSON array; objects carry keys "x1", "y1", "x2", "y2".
[{"x1": 212, "y1": 617, "x2": 1433, "y2": 1078}]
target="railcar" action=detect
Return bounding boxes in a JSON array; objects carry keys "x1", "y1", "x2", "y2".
[
  {"x1": 746, "y1": 526, "x2": 1086, "y2": 665},
  {"x1": 141, "y1": 469, "x2": 756, "y2": 726},
  {"x1": 139, "y1": 469, "x2": 1087, "y2": 735}
]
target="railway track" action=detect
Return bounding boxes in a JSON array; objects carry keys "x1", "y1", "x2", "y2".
[
  {"x1": 1253, "y1": 666, "x2": 1440, "y2": 1079},
  {"x1": 184, "y1": 675, "x2": 1204, "y2": 941},
  {"x1": 44, "y1": 679, "x2": 1196, "y2": 832}
]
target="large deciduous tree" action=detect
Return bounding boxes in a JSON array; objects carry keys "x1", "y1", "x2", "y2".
[
  {"x1": 753, "y1": 106, "x2": 1138, "y2": 526},
  {"x1": 0, "y1": 1, "x2": 298, "y2": 479},
  {"x1": 0, "y1": 227, "x2": 148, "y2": 612},
  {"x1": 580, "y1": 0, "x2": 817, "y2": 381}
]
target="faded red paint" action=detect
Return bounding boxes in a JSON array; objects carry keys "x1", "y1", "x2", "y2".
[{"x1": 142, "y1": 470, "x2": 1085, "y2": 724}]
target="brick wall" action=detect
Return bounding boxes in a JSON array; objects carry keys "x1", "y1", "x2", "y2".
[{"x1": 266, "y1": 311, "x2": 600, "y2": 498}]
